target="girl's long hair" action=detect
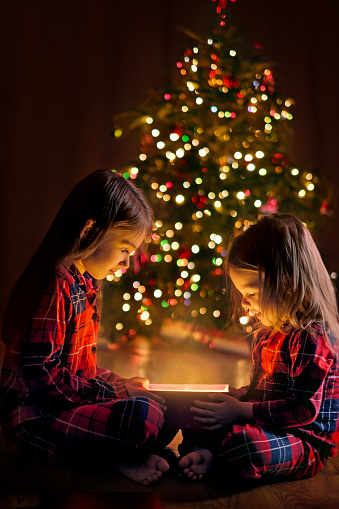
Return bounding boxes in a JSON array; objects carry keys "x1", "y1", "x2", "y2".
[
  {"x1": 226, "y1": 213, "x2": 339, "y2": 344},
  {"x1": 2, "y1": 170, "x2": 153, "y2": 345}
]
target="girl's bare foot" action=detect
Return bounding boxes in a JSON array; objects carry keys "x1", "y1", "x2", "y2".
[
  {"x1": 113, "y1": 454, "x2": 170, "y2": 486},
  {"x1": 178, "y1": 447, "x2": 214, "y2": 481}
]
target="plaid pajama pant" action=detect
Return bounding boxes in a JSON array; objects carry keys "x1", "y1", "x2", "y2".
[
  {"x1": 217, "y1": 424, "x2": 327, "y2": 480},
  {"x1": 9, "y1": 396, "x2": 165, "y2": 465},
  {"x1": 181, "y1": 423, "x2": 327, "y2": 481}
]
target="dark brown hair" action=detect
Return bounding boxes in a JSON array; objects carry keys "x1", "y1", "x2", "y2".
[{"x1": 2, "y1": 170, "x2": 153, "y2": 344}]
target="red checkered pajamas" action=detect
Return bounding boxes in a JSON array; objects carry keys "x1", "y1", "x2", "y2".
[
  {"x1": 0, "y1": 265, "x2": 164, "y2": 464},
  {"x1": 182, "y1": 324, "x2": 339, "y2": 481}
]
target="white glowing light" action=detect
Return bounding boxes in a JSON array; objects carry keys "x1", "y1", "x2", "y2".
[
  {"x1": 256, "y1": 151, "x2": 264, "y2": 158},
  {"x1": 192, "y1": 245, "x2": 200, "y2": 254},
  {"x1": 170, "y1": 133, "x2": 180, "y2": 141},
  {"x1": 154, "y1": 289, "x2": 162, "y2": 298},
  {"x1": 199, "y1": 147, "x2": 209, "y2": 157},
  {"x1": 157, "y1": 141, "x2": 165, "y2": 149},
  {"x1": 175, "y1": 194, "x2": 185, "y2": 204},
  {"x1": 239, "y1": 316, "x2": 248, "y2": 325}
]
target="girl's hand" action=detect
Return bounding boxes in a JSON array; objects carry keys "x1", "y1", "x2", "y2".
[
  {"x1": 125, "y1": 377, "x2": 167, "y2": 412},
  {"x1": 190, "y1": 393, "x2": 253, "y2": 430},
  {"x1": 228, "y1": 385, "x2": 248, "y2": 400}
]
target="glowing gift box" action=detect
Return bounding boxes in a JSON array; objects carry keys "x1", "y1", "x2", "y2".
[{"x1": 149, "y1": 383, "x2": 229, "y2": 429}]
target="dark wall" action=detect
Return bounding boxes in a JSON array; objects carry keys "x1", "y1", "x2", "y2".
[{"x1": 1, "y1": 0, "x2": 338, "y2": 324}]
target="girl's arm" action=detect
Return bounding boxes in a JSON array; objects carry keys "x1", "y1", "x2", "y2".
[
  {"x1": 95, "y1": 366, "x2": 127, "y2": 384},
  {"x1": 25, "y1": 278, "x2": 129, "y2": 404},
  {"x1": 252, "y1": 328, "x2": 336, "y2": 429}
]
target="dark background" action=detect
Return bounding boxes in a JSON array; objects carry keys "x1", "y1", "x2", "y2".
[{"x1": 1, "y1": 0, "x2": 339, "y2": 325}]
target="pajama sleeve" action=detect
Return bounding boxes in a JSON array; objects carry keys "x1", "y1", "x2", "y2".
[
  {"x1": 25, "y1": 277, "x2": 129, "y2": 405},
  {"x1": 95, "y1": 366, "x2": 127, "y2": 384},
  {"x1": 252, "y1": 329, "x2": 335, "y2": 428}
]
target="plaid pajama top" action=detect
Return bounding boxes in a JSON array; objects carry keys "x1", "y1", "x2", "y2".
[
  {"x1": 0, "y1": 265, "x2": 130, "y2": 431},
  {"x1": 242, "y1": 324, "x2": 339, "y2": 457}
]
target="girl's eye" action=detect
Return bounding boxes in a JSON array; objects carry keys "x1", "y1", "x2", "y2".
[
  {"x1": 249, "y1": 293, "x2": 256, "y2": 297},
  {"x1": 122, "y1": 249, "x2": 130, "y2": 254}
]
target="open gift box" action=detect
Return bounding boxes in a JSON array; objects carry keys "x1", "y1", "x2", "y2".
[{"x1": 149, "y1": 383, "x2": 229, "y2": 429}]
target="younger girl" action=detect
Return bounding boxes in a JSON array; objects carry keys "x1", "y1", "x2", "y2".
[
  {"x1": 179, "y1": 213, "x2": 339, "y2": 482},
  {"x1": 0, "y1": 169, "x2": 170, "y2": 485}
]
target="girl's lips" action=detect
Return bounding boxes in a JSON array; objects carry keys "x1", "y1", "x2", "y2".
[{"x1": 249, "y1": 310, "x2": 261, "y2": 318}]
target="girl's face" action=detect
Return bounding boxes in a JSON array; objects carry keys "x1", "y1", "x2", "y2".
[
  {"x1": 229, "y1": 267, "x2": 269, "y2": 326},
  {"x1": 76, "y1": 229, "x2": 145, "y2": 280}
]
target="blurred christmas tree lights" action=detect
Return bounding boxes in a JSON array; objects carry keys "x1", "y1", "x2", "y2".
[{"x1": 102, "y1": 10, "x2": 323, "y2": 343}]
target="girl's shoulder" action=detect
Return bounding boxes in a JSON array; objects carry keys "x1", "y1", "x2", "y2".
[
  {"x1": 55, "y1": 264, "x2": 83, "y2": 285},
  {"x1": 55, "y1": 264, "x2": 78, "y2": 288},
  {"x1": 55, "y1": 264, "x2": 98, "y2": 298},
  {"x1": 287, "y1": 322, "x2": 339, "y2": 359}
]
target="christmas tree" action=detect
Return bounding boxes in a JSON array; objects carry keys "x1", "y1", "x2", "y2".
[{"x1": 101, "y1": 11, "x2": 322, "y2": 343}]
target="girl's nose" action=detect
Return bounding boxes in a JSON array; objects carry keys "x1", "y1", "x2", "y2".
[{"x1": 241, "y1": 296, "x2": 250, "y2": 307}]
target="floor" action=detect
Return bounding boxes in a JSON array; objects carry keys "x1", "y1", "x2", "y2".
[{"x1": 1, "y1": 335, "x2": 339, "y2": 509}]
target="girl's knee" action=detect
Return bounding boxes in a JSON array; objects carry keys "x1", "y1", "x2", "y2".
[
  {"x1": 219, "y1": 424, "x2": 268, "y2": 479},
  {"x1": 107, "y1": 397, "x2": 164, "y2": 448}
]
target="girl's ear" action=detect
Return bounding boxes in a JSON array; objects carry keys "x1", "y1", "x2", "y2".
[{"x1": 80, "y1": 219, "x2": 96, "y2": 239}]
